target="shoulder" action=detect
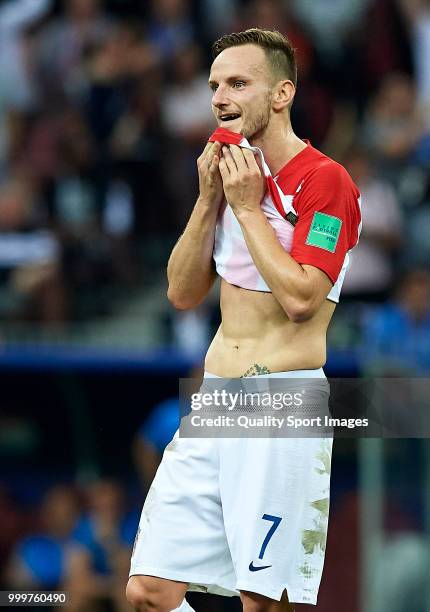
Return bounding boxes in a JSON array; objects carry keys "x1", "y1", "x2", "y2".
[
  {"x1": 303, "y1": 153, "x2": 359, "y2": 196},
  {"x1": 294, "y1": 150, "x2": 360, "y2": 217},
  {"x1": 277, "y1": 143, "x2": 359, "y2": 199},
  {"x1": 289, "y1": 148, "x2": 362, "y2": 250}
]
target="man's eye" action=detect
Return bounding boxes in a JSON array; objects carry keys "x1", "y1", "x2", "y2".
[
  {"x1": 210, "y1": 85, "x2": 218, "y2": 92},
  {"x1": 233, "y1": 81, "x2": 245, "y2": 88}
]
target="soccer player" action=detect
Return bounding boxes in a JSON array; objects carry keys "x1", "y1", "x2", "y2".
[{"x1": 127, "y1": 29, "x2": 361, "y2": 612}]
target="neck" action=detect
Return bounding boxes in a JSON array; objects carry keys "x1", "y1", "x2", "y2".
[{"x1": 249, "y1": 120, "x2": 307, "y2": 176}]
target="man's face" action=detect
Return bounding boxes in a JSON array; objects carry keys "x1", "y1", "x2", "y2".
[{"x1": 209, "y1": 44, "x2": 274, "y2": 140}]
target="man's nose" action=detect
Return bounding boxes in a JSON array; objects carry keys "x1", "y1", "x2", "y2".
[{"x1": 212, "y1": 86, "x2": 229, "y2": 108}]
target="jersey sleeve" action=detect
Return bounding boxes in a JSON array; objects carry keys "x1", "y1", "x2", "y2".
[{"x1": 290, "y1": 162, "x2": 361, "y2": 284}]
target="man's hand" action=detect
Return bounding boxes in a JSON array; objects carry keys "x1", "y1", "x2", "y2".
[
  {"x1": 167, "y1": 140, "x2": 223, "y2": 309},
  {"x1": 219, "y1": 145, "x2": 266, "y2": 218},
  {"x1": 197, "y1": 141, "x2": 223, "y2": 206}
]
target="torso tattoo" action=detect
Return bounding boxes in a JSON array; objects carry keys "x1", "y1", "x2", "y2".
[{"x1": 240, "y1": 364, "x2": 272, "y2": 378}]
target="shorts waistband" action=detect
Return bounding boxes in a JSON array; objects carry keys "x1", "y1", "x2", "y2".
[{"x1": 204, "y1": 368, "x2": 326, "y2": 379}]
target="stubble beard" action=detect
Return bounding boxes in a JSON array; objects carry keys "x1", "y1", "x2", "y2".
[{"x1": 241, "y1": 93, "x2": 272, "y2": 142}]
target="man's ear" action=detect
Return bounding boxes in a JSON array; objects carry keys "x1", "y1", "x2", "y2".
[{"x1": 272, "y1": 80, "x2": 295, "y2": 111}]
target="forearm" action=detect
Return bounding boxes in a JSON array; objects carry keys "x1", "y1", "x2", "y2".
[
  {"x1": 237, "y1": 209, "x2": 323, "y2": 321},
  {"x1": 167, "y1": 197, "x2": 219, "y2": 309}
]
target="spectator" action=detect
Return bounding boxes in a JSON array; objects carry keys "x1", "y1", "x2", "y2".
[
  {"x1": 132, "y1": 363, "x2": 205, "y2": 490},
  {"x1": 161, "y1": 43, "x2": 215, "y2": 228},
  {"x1": 108, "y1": 68, "x2": 168, "y2": 238},
  {"x1": 71, "y1": 479, "x2": 138, "y2": 611},
  {"x1": 102, "y1": 178, "x2": 136, "y2": 286},
  {"x1": 83, "y1": 21, "x2": 160, "y2": 201},
  {"x1": 361, "y1": 268, "x2": 430, "y2": 374},
  {"x1": 133, "y1": 398, "x2": 180, "y2": 488},
  {"x1": 83, "y1": 22, "x2": 157, "y2": 155},
  {"x1": 398, "y1": 0, "x2": 430, "y2": 124},
  {"x1": 146, "y1": 0, "x2": 195, "y2": 63},
  {"x1": 361, "y1": 73, "x2": 425, "y2": 178},
  {"x1": 234, "y1": 0, "x2": 313, "y2": 65},
  {"x1": 0, "y1": 488, "x2": 25, "y2": 582},
  {"x1": 291, "y1": 0, "x2": 371, "y2": 58},
  {"x1": 199, "y1": 0, "x2": 238, "y2": 41},
  {"x1": 5, "y1": 486, "x2": 80, "y2": 591},
  {"x1": 35, "y1": 0, "x2": 114, "y2": 106},
  {"x1": 235, "y1": 0, "x2": 290, "y2": 32},
  {"x1": 0, "y1": 0, "x2": 52, "y2": 175},
  {"x1": 290, "y1": 36, "x2": 335, "y2": 148},
  {"x1": 358, "y1": 0, "x2": 413, "y2": 97},
  {"x1": 342, "y1": 147, "x2": 403, "y2": 300},
  {"x1": 405, "y1": 197, "x2": 430, "y2": 268},
  {"x1": 161, "y1": 43, "x2": 215, "y2": 145},
  {"x1": 0, "y1": 165, "x2": 67, "y2": 322}
]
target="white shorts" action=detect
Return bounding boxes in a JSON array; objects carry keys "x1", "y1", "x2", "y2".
[{"x1": 130, "y1": 368, "x2": 332, "y2": 605}]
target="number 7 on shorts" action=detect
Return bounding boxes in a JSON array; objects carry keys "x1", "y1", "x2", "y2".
[{"x1": 258, "y1": 514, "x2": 282, "y2": 560}]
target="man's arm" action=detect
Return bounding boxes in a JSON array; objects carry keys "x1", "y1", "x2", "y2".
[
  {"x1": 167, "y1": 141, "x2": 223, "y2": 310},
  {"x1": 234, "y1": 208, "x2": 332, "y2": 322},
  {"x1": 218, "y1": 145, "x2": 341, "y2": 322}
]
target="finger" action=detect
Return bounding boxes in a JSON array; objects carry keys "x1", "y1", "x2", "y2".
[
  {"x1": 200, "y1": 141, "x2": 220, "y2": 163},
  {"x1": 242, "y1": 148, "x2": 263, "y2": 174},
  {"x1": 218, "y1": 156, "x2": 230, "y2": 180},
  {"x1": 208, "y1": 151, "x2": 220, "y2": 174},
  {"x1": 208, "y1": 142, "x2": 221, "y2": 163},
  {"x1": 200, "y1": 141, "x2": 213, "y2": 159},
  {"x1": 222, "y1": 146, "x2": 236, "y2": 173},
  {"x1": 210, "y1": 141, "x2": 222, "y2": 151},
  {"x1": 228, "y1": 145, "x2": 248, "y2": 171}
]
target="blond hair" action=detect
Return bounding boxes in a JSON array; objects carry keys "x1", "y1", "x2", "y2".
[{"x1": 212, "y1": 28, "x2": 297, "y2": 86}]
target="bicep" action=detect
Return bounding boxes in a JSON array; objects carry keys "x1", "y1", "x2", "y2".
[{"x1": 291, "y1": 168, "x2": 361, "y2": 288}]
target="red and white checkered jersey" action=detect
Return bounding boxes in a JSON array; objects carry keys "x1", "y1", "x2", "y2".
[{"x1": 211, "y1": 133, "x2": 362, "y2": 303}]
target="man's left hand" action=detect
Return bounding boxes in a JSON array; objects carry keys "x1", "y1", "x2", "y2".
[{"x1": 219, "y1": 145, "x2": 266, "y2": 217}]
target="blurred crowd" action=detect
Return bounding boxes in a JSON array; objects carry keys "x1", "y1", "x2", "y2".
[
  {"x1": 1, "y1": 395, "x2": 428, "y2": 612},
  {"x1": 0, "y1": 480, "x2": 138, "y2": 612},
  {"x1": 0, "y1": 0, "x2": 429, "y2": 365},
  {"x1": 0, "y1": 394, "x2": 233, "y2": 612},
  {"x1": 0, "y1": 398, "x2": 178, "y2": 612},
  {"x1": 2, "y1": 3, "x2": 430, "y2": 607}
]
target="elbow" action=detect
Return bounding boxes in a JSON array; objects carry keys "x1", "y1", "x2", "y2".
[
  {"x1": 167, "y1": 287, "x2": 199, "y2": 310},
  {"x1": 284, "y1": 298, "x2": 315, "y2": 324}
]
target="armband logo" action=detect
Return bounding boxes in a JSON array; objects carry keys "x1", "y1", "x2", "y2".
[{"x1": 306, "y1": 212, "x2": 342, "y2": 253}]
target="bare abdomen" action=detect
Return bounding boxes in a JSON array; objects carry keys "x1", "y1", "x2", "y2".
[{"x1": 204, "y1": 280, "x2": 335, "y2": 377}]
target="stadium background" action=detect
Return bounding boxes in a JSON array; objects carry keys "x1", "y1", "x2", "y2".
[{"x1": 0, "y1": 0, "x2": 430, "y2": 610}]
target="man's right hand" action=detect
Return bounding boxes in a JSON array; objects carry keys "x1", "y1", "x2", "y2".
[
  {"x1": 167, "y1": 141, "x2": 222, "y2": 309},
  {"x1": 197, "y1": 141, "x2": 223, "y2": 206}
]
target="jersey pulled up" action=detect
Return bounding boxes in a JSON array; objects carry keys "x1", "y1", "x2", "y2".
[{"x1": 211, "y1": 131, "x2": 362, "y2": 303}]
